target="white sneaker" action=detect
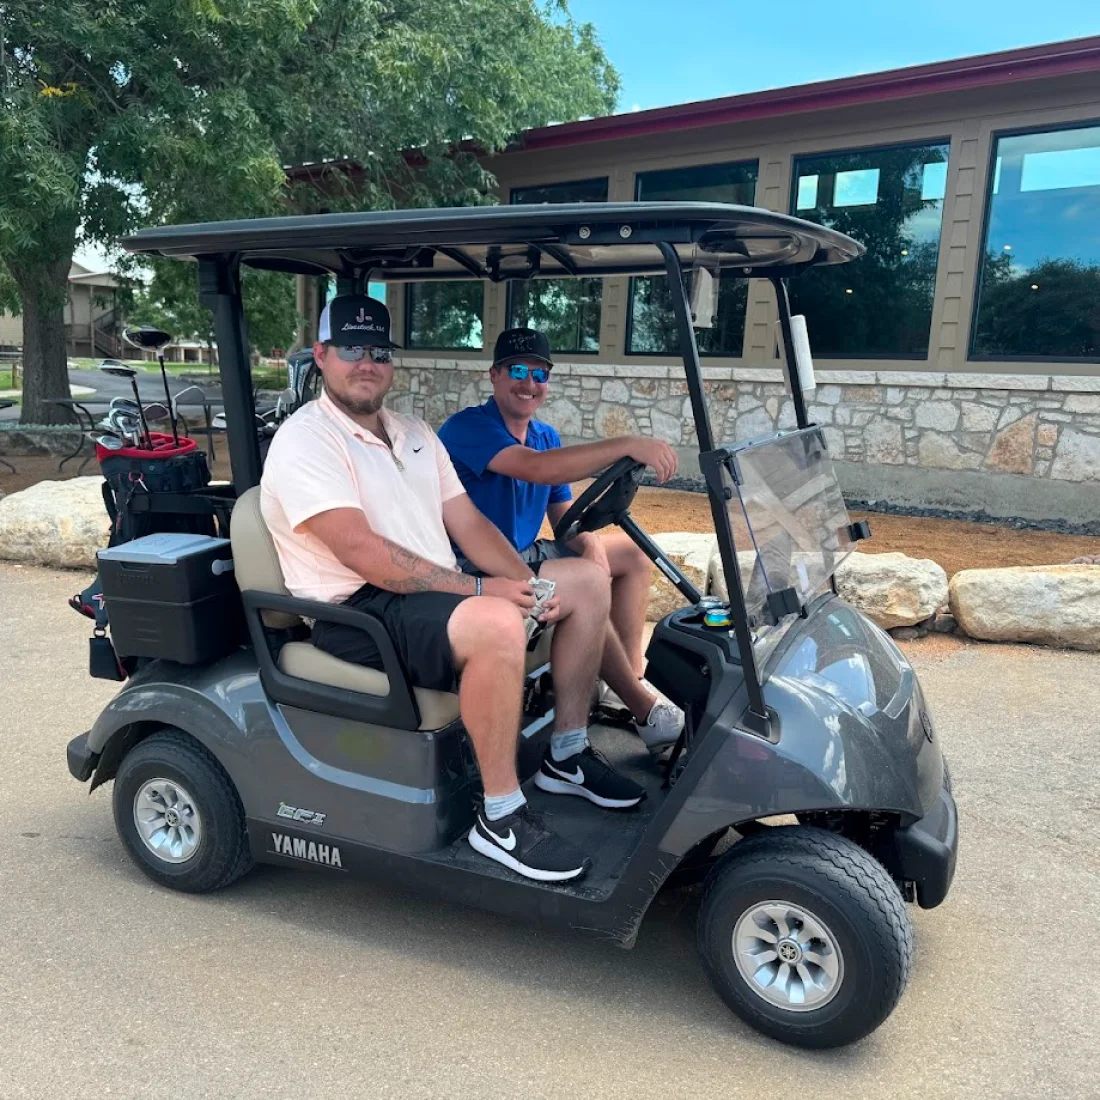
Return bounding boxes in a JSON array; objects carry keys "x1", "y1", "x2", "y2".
[
  {"x1": 634, "y1": 700, "x2": 685, "y2": 753},
  {"x1": 598, "y1": 678, "x2": 671, "y2": 719}
]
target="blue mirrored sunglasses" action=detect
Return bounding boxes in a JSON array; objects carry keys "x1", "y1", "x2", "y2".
[
  {"x1": 506, "y1": 363, "x2": 551, "y2": 383},
  {"x1": 334, "y1": 346, "x2": 393, "y2": 364}
]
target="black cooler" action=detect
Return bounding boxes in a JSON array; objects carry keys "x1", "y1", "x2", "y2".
[{"x1": 98, "y1": 533, "x2": 245, "y2": 664}]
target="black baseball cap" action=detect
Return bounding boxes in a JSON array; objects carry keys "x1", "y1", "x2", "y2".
[
  {"x1": 493, "y1": 327, "x2": 553, "y2": 367},
  {"x1": 319, "y1": 294, "x2": 400, "y2": 348}
]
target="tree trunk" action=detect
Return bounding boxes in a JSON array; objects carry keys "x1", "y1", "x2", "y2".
[{"x1": 11, "y1": 257, "x2": 73, "y2": 425}]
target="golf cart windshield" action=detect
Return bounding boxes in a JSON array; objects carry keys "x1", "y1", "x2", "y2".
[{"x1": 721, "y1": 427, "x2": 855, "y2": 642}]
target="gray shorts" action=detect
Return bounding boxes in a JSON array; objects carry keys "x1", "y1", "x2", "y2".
[{"x1": 457, "y1": 537, "x2": 579, "y2": 576}]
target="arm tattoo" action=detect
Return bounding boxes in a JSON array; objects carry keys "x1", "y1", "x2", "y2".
[{"x1": 379, "y1": 537, "x2": 474, "y2": 595}]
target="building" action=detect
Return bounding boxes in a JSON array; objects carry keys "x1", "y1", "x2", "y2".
[
  {"x1": 0, "y1": 262, "x2": 122, "y2": 358},
  {"x1": 301, "y1": 36, "x2": 1100, "y2": 523}
]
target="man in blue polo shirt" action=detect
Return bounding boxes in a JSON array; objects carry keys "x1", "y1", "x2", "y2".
[{"x1": 438, "y1": 327, "x2": 685, "y2": 753}]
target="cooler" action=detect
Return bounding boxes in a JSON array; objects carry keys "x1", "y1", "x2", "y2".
[{"x1": 98, "y1": 533, "x2": 245, "y2": 664}]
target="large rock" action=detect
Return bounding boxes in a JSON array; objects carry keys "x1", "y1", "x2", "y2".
[
  {"x1": 0, "y1": 477, "x2": 109, "y2": 569},
  {"x1": 707, "y1": 545, "x2": 767, "y2": 602},
  {"x1": 647, "y1": 532, "x2": 715, "y2": 621},
  {"x1": 835, "y1": 552, "x2": 948, "y2": 630},
  {"x1": 949, "y1": 565, "x2": 1100, "y2": 651}
]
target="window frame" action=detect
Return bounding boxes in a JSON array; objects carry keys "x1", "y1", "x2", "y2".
[
  {"x1": 505, "y1": 177, "x2": 609, "y2": 356},
  {"x1": 786, "y1": 136, "x2": 952, "y2": 361},
  {"x1": 402, "y1": 279, "x2": 486, "y2": 353},
  {"x1": 623, "y1": 158, "x2": 760, "y2": 359},
  {"x1": 968, "y1": 117, "x2": 1100, "y2": 365}
]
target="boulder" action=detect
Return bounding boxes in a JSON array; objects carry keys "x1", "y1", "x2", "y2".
[
  {"x1": 707, "y1": 545, "x2": 771, "y2": 603},
  {"x1": 647, "y1": 532, "x2": 716, "y2": 621},
  {"x1": 0, "y1": 476, "x2": 109, "y2": 569},
  {"x1": 834, "y1": 552, "x2": 949, "y2": 630},
  {"x1": 949, "y1": 565, "x2": 1100, "y2": 651}
]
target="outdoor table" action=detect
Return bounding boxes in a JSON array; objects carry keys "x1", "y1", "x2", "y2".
[
  {"x1": 44, "y1": 398, "x2": 116, "y2": 474},
  {"x1": 0, "y1": 400, "x2": 15, "y2": 473}
]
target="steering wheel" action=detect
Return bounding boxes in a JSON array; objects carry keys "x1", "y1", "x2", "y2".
[{"x1": 553, "y1": 456, "x2": 646, "y2": 542}]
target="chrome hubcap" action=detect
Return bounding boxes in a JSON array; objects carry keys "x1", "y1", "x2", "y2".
[
  {"x1": 134, "y1": 779, "x2": 202, "y2": 864},
  {"x1": 733, "y1": 901, "x2": 844, "y2": 1011}
]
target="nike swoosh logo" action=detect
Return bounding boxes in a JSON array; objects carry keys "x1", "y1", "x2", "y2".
[
  {"x1": 412, "y1": 445, "x2": 423, "y2": 452},
  {"x1": 548, "y1": 763, "x2": 584, "y2": 784},
  {"x1": 482, "y1": 821, "x2": 517, "y2": 850}
]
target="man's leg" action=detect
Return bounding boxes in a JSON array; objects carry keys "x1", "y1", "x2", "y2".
[
  {"x1": 449, "y1": 595, "x2": 590, "y2": 881},
  {"x1": 446, "y1": 596, "x2": 527, "y2": 797},
  {"x1": 537, "y1": 556, "x2": 610, "y2": 733},
  {"x1": 534, "y1": 557, "x2": 646, "y2": 809}
]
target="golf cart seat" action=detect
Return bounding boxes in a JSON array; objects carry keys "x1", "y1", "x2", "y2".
[{"x1": 230, "y1": 487, "x2": 552, "y2": 731}]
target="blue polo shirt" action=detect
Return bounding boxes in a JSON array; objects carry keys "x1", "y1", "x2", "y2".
[{"x1": 438, "y1": 398, "x2": 572, "y2": 553}]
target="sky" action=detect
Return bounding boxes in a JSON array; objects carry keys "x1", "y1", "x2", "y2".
[
  {"x1": 568, "y1": 0, "x2": 1100, "y2": 112},
  {"x1": 75, "y1": 0, "x2": 1100, "y2": 270}
]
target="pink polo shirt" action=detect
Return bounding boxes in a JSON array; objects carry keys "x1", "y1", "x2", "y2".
[{"x1": 260, "y1": 391, "x2": 466, "y2": 603}]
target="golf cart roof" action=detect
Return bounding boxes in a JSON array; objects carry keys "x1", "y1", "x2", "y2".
[{"x1": 121, "y1": 202, "x2": 864, "y2": 281}]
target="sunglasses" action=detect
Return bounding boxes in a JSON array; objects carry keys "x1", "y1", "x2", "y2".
[
  {"x1": 333, "y1": 346, "x2": 393, "y2": 364},
  {"x1": 505, "y1": 363, "x2": 551, "y2": 384}
]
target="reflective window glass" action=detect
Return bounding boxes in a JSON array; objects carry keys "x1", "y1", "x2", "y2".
[
  {"x1": 405, "y1": 282, "x2": 483, "y2": 350},
  {"x1": 789, "y1": 142, "x2": 950, "y2": 357},
  {"x1": 971, "y1": 124, "x2": 1100, "y2": 360},
  {"x1": 509, "y1": 178, "x2": 607, "y2": 353},
  {"x1": 627, "y1": 160, "x2": 759, "y2": 355}
]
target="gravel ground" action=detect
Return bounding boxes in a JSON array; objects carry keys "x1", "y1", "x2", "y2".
[{"x1": 1, "y1": 562, "x2": 1098, "y2": 1099}]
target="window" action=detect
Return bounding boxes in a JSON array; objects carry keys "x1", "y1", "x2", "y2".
[
  {"x1": 627, "y1": 161, "x2": 759, "y2": 356},
  {"x1": 789, "y1": 141, "x2": 950, "y2": 357},
  {"x1": 508, "y1": 178, "x2": 607, "y2": 353},
  {"x1": 971, "y1": 124, "x2": 1100, "y2": 360},
  {"x1": 404, "y1": 282, "x2": 483, "y2": 350}
]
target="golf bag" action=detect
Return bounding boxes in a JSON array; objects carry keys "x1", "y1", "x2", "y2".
[{"x1": 69, "y1": 433, "x2": 215, "y2": 679}]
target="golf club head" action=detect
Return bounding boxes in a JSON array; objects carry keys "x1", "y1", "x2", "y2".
[
  {"x1": 96, "y1": 418, "x2": 115, "y2": 432},
  {"x1": 98, "y1": 361, "x2": 138, "y2": 379},
  {"x1": 143, "y1": 402, "x2": 170, "y2": 421},
  {"x1": 91, "y1": 433, "x2": 124, "y2": 451},
  {"x1": 110, "y1": 397, "x2": 138, "y2": 411},
  {"x1": 123, "y1": 324, "x2": 173, "y2": 352}
]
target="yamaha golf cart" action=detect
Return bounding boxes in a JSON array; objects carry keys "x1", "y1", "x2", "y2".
[{"x1": 65, "y1": 202, "x2": 957, "y2": 1049}]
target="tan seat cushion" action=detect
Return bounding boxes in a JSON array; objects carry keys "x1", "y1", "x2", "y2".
[
  {"x1": 279, "y1": 642, "x2": 461, "y2": 730},
  {"x1": 278, "y1": 628, "x2": 554, "y2": 732}
]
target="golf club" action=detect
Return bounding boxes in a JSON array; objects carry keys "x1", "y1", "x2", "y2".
[
  {"x1": 98, "y1": 362, "x2": 152, "y2": 448},
  {"x1": 143, "y1": 402, "x2": 171, "y2": 425},
  {"x1": 89, "y1": 432, "x2": 124, "y2": 451},
  {"x1": 123, "y1": 325, "x2": 179, "y2": 446}
]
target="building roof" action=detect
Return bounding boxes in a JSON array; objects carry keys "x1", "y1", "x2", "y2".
[{"x1": 515, "y1": 35, "x2": 1100, "y2": 152}]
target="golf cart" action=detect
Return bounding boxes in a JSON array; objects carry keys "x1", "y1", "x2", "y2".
[{"x1": 65, "y1": 202, "x2": 957, "y2": 1049}]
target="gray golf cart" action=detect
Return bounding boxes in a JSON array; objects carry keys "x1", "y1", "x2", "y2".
[{"x1": 66, "y1": 202, "x2": 957, "y2": 1049}]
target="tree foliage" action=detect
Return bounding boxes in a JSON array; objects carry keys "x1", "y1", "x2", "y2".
[{"x1": 0, "y1": 0, "x2": 618, "y2": 419}]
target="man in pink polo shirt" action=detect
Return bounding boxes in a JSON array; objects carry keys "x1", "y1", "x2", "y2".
[{"x1": 261, "y1": 294, "x2": 647, "y2": 884}]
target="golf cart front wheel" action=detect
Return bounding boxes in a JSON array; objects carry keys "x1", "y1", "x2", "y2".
[
  {"x1": 698, "y1": 826, "x2": 913, "y2": 1049},
  {"x1": 113, "y1": 728, "x2": 253, "y2": 893}
]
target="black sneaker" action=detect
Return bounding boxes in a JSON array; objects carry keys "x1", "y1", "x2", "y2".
[
  {"x1": 534, "y1": 746, "x2": 647, "y2": 810},
  {"x1": 468, "y1": 804, "x2": 591, "y2": 882}
]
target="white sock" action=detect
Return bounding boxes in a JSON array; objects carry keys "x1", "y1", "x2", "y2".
[
  {"x1": 550, "y1": 727, "x2": 589, "y2": 761},
  {"x1": 484, "y1": 788, "x2": 526, "y2": 821}
]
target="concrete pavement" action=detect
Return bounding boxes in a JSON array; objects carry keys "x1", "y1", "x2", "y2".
[{"x1": 1, "y1": 561, "x2": 1097, "y2": 1099}]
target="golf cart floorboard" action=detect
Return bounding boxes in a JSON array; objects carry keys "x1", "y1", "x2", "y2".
[{"x1": 425, "y1": 723, "x2": 670, "y2": 901}]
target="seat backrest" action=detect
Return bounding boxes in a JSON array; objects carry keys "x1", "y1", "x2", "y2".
[{"x1": 230, "y1": 486, "x2": 300, "y2": 629}]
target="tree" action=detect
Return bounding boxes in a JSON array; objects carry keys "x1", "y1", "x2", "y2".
[{"x1": 0, "y1": 1, "x2": 618, "y2": 422}]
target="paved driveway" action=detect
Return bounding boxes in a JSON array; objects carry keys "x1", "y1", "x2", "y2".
[{"x1": 1, "y1": 562, "x2": 1097, "y2": 1099}]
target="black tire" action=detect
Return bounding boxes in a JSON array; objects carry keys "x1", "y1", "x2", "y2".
[
  {"x1": 697, "y1": 826, "x2": 913, "y2": 1049},
  {"x1": 112, "y1": 728, "x2": 254, "y2": 893}
]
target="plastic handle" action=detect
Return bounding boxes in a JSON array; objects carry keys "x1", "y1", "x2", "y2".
[{"x1": 211, "y1": 559, "x2": 235, "y2": 576}]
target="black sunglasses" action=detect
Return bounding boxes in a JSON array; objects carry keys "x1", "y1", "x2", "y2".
[{"x1": 332, "y1": 346, "x2": 393, "y2": 364}]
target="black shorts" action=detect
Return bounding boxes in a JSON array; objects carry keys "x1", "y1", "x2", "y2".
[
  {"x1": 310, "y1": 584, "x2": 467, "y2": 693},
  {"x1": 455, "y1": 537, "x2": 579, "y2": 577}
]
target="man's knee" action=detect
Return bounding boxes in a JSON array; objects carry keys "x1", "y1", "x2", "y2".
[
  {"x1": 543, "y1": 557, "x2": 610, "y2": 613},
  {"x1": 448, "y1": 596, "x2": 527, "y2": 664},
  {"x1": 610, "y1": 535, "x2": 652, "y2": 580}
]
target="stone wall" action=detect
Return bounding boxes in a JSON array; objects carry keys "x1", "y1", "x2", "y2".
[{"x1": 389, "y1": 358, "x2": 1100, "y2": 523}]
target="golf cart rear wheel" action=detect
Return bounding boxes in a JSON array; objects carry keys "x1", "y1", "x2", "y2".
[
  {"x1": 698, "y1": 826, "x2": 913, "y2": 1049},
  {"x1": 113, "y1": 729, "x2": 253, "y2": 893}
]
